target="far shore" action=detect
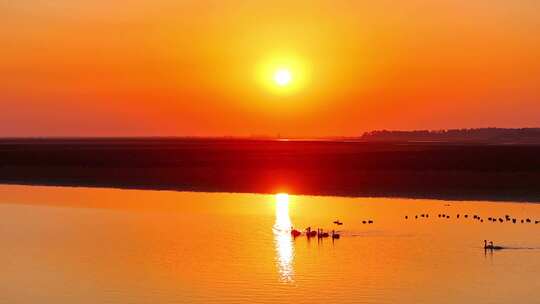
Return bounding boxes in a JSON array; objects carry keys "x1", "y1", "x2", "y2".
[{"x1": 1, "y1": 138, "x2": 540, "y2": 202}]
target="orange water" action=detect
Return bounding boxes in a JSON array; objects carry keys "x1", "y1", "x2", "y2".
[{"x1": 1, "y1": 185, "x2": 540, "y2": 303}]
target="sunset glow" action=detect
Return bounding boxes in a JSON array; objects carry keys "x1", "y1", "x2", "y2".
[{"x1": 3, "y1": 1, "x2": 538, "y2": 137}]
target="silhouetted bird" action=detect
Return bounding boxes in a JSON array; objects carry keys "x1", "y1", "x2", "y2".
[
  {"x1": 465, "y1": 215, "x2": 468, "y2": 218},
  {"x1": 512, "y1": 219, "x2": 517, "y2": 224},
  {"x1": 526, "y1": 219, "x2": 531, "y2": 223},
  {"x1": 488, "y1": 241, "x2": 503, "y2": 250},
  {"x1": 362, "y1": 221, "x2": 367, "y2": 224},
  {"x1": 317, "y1": 229, "x2": 329, "y2": 238},
  {"x1": 405, "y1": 216, "x2": 408, "y2": 219},
  {"x1": 291, "y1": 229, "x2": 302, "y2": 237},
  {"x1": 484, "y1": 240, "x2": 503, "y2": 250},
  {"x1": 368, "y1": 220, "x2": 373, "y2": 224},
  {"x1": 498, "y1": 218, "x2": 503, "y2": 223}
]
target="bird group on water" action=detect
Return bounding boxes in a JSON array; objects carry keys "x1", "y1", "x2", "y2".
[
  {"x1": 290, "y1": 218, "x2": 375, "y2": 240},
  {"x1": 289, "y1": 211, "x2": 538, "y2": 249},
  {"x1": 291, "y1": 226, "x2": 341, "y2": 239},
  {"x1": 405, "y1": 212, "x2": 540, "y2": 225},
  {"x1": 405, "y1": 212, "x2": 540, "y2": 250}
]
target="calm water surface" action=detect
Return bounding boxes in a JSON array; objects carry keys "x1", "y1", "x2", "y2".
[{"x1": 1, "y1": 185, "x2": 540, "y2": 303}]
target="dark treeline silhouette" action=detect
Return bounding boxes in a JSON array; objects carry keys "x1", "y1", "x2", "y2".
[
  {"x1": 1, "y1": 138, "x2": 540, "y2": 202},
  {"x1": 360, "y1": 128, "x2": 540, "y2": 144}
]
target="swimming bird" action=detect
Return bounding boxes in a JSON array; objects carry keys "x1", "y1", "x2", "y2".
[
  {"x1": 362, "y1": 220, "x2": 367, "y2": 224},
  {"x1": 332, "y1": 230, "x2": 340, "y2": 239},
  {"x1": 333, "y1": 220, "x2": 343, "y2": 225},
  {"x1": 512, "y1": 218, "x2": 517, "y2": 224},
  {"x1": 484, "y1": 240, "x2": 504, "y2": 250},
  {"x1": 291, "y1": 229, "x2": 302, "y2": 237},
  {"x1": 405, "y1": 216, "x2": 408, "y2": 219},
  {"x1": 499, "y1": 218, "x2": 503, "y2": 223},
  {"x1": 526, "y1": 219, "x2": 531, "y2": 223},
  {"x1": 305, "y1": 227, "x2": 317, "y2": 237},
  {"x1": 489, "y1": 241, "x2": 504, "y2": 250},
  {"x1": 368, "y1": 220, "x2": 373, "y2": 224}
]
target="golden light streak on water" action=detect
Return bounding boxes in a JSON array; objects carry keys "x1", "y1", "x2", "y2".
[{"x1": 273, "y1": 193, "x2": 294, "y2": 282}]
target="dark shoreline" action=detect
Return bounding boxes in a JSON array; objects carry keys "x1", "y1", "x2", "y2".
[{"x1": 1, "y1": 139, "x2": 540, "y2": 202}]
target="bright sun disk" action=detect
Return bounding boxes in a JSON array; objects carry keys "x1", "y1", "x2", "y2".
[{"x1": 274, "y1": 69, "x2": 292, "y2": 86}]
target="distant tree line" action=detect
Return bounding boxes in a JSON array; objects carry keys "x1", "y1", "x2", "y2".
[{"x1": 360, "y1": 128, "x2": 540, "y2": 143}]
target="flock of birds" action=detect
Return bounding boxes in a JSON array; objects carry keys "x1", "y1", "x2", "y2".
[
  {"x1": 289, "y1": 211, "x2": 539, "y2": 249},
  {"x1": 405, "y1": 212, "x2": 540, "y2": 225},
  {"x1": 405, "y1": 212, "x2": 540, "y2": 250},
  {"x1": 290, "y1": 218, "x2": 374, "y2": 240}
]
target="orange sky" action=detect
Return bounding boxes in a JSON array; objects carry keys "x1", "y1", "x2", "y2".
[{"x1": 1, "y1": 0, "x2": 539, "y2": 137}]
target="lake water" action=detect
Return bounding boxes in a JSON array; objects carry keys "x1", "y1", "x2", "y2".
[{"x1": 1, "y1": 185, "x2": 540, "y2": 303}]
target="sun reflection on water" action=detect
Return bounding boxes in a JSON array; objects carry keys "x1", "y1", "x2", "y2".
[{"x1": 273, "y1": 193, "x2": 295, "y2": 283}]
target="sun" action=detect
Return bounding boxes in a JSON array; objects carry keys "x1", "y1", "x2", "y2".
[
  {"x1": 274, "y1": 69, "x2": 292, "y2": 86},
  {"x1": 255, "y1": 55, "x2": 308, "y2": 94}
]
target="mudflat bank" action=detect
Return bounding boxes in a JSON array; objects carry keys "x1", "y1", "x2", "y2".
[{"x1": 1, "y1": 138, "x2": 540, "y2": 202}]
